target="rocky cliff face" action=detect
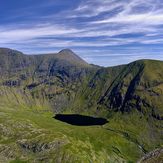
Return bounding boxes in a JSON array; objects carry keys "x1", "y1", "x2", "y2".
[{"x1": 138, "y1": 147, "x2": 163, "y2": 163}]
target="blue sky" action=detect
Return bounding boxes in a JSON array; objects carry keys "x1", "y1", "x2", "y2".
[{"x1": 1, "y1": 0, "x2": 163, "y2": 66}]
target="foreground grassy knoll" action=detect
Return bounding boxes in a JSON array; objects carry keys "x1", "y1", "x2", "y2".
[{"x1": 0, "y1": 103, "x2": 162, "y2": 163}]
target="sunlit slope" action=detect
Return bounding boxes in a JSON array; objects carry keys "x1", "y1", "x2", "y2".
[{"x1": 0, "y1": 105, "x2": 146, "y2": 163}]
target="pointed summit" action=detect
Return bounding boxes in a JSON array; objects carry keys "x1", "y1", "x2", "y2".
[
  {"x1": 57, "y1": 49, "x2": 89, "y2": 67},
  {"x1": 58, "y1": 49, "x2": 75, "y2": 55},
  {"x1": 58, "y1": 49, "x2": 81, "y2": 60}
]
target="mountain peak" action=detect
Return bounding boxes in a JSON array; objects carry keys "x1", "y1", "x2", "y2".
[
  {"x1": 57, "y1": 49, "x2": 89, "y2": 67},
  {"x1": 58, "y1": 49, "x2": 75, "y2": 55}
]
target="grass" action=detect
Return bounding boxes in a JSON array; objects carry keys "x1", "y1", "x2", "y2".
[{"x1": 0, "y1": 104, "x2": 145, "y2": 163}]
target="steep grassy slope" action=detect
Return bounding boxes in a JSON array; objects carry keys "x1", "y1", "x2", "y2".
[
  {"x1": 0, "y1": 48, "x2": 163, "y2": 162},
  {"x1": 76, "y1": 60, "x2": 163, "y2": 119},
  {"x1": 99, "y1": 60, "x2": 163, "y2": 117}
]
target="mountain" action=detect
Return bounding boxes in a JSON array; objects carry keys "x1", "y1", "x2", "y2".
[
  {"x1": 79, "y1": 60, "x2": 163, "y2": 119},
  {"x1": 0, "y1": 48, "x2": 96, "y2": 111},
  {"x1": 0, "y1": 48, "x2": 91, "y2": 75},
  {"x1": 0, "y1": 48, "x2": 162, "y2": 163}
]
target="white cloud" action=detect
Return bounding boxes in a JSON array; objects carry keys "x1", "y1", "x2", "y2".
[
  {"x1": 68, "y1": 0, "x2": 127, "y2": 18},
  {"x1": 92, "y1": 13, "x2": 163, "y2": 25},
  {"x1": 0, "y1": 25, "x2": 83, "y2": 43}
]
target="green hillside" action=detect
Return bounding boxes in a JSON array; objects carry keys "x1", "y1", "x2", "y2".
[{"x1": 0, "y1": 48, "x2": 162, "y2": 162}]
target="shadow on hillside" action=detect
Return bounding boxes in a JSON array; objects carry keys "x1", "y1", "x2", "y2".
[{"x1": 54, "y1": 114, "x2": 108, "y2": 126}]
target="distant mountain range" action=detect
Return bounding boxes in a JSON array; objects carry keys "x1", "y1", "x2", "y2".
[{"x1": 0, "y1": 48, "x2": 162, "y2": 162}]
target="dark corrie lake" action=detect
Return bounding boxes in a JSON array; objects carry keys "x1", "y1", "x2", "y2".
[{"x1": 54, "y1": 114, "x2": 108, "y2": 126}]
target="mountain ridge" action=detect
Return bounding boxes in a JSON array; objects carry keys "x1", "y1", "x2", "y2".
[{"x1": 0, "y1": 47, "x2": 163, "y2": 116}]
